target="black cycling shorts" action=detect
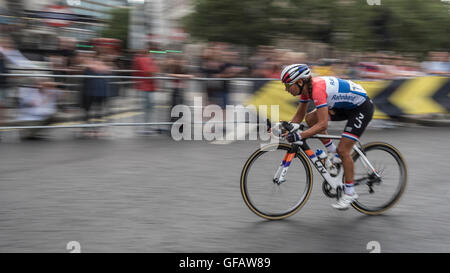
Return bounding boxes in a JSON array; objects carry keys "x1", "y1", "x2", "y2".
[{"x1": 329, "y1": 99, "x2": 374, "y2": 142}]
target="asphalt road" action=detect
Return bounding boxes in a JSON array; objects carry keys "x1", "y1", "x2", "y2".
[{"x1": 0, "y1": 123, "x2": 449, "y2": 253}]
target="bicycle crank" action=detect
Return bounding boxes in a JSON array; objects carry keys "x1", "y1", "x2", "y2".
[{"x1": 322, "y1": 181, "x2": 337, "y2": 198}]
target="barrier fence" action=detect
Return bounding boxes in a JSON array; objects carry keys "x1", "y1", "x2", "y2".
[
  {"x1": 0, "y1": 74, "x2": 448, "y2": 131},
  {"x1": 1, "y1": 73, "x2": 277, "y2": 81}
]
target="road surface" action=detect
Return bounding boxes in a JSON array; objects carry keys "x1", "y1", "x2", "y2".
[{"x1": 0, "y1": 123, "x2": 449, "y2": 252}]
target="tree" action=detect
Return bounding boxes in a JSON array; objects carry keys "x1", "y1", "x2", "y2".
[
  {"x1": 185, "y1": 0, "x2": 450, "y2": 53},
  {"x1": 102, "y1": 8, "x2": 130, "y2": 49},
  {"x1": 184, "y1": 0, "x2": 450, "y2": 54},
  {"x1": 287, "y1": 0, "x2": 450, "y2": 53},
  {"x1": 183, "y1": 0, "x2": 284, "y2": 47}
]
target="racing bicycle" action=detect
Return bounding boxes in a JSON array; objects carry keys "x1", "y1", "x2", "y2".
[{"x1": 240, "y1": 121, "x2": 407, "y2": 220}]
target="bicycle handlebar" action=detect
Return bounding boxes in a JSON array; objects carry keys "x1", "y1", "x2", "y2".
[
  {"x1": 281, "y1": 121, "x2": 306, "y2": 132},
  {"x1": 272, "y1": 121, "x2": 344, "y2": 142}
]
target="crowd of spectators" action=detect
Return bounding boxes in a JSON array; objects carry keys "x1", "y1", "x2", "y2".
[{"x1": 0, "y1": 34, "x2": 449, "y2": 139}]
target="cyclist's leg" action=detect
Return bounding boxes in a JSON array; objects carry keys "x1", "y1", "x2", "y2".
[
  {"x1": 337, "y1": 99, "x2": 374, "y2": 194},
  {"x1": 332, "y1": 136, "x2": 359, "y2": 209},
  {"x1": 306, "y1": 108, "x2": 346, "y2": 151},
  {"x1": 337, "y1": 137, "x2": 356, "y2": 184}
]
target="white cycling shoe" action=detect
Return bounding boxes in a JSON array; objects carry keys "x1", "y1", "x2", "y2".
[{"x1": 332, "y1": 193, "x2": 359, "y2": 210}]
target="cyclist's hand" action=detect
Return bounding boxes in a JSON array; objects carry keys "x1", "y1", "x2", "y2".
[
  {"x1": 286, "y1": 131, "x2": 302, "y2": 143},
  {"x1": 287, "y1": 122, "x2": 301, "y2": 132},
  {"x1": 281, "y1": 122, "x2": 300, "y2": 137},
  {"x1": 270, "y1": 122, "x2": 284, "y2": 137}
]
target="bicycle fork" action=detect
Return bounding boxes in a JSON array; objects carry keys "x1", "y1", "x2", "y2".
[
  {"x1": 273, "y1": 152, "x2": 295, "y2": 184},
  {"x1": 273, "y1": 145, "x2": 298, "y2": 184},
  {"x1": 273, "y1": 143, "x2": 344, "y2": 190}
]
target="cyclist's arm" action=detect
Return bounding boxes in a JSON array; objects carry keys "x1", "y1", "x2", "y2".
[
  {"x1": 290, "y1": 102, "x2": 308, "y2": 124},
  {"x1": 299, "y1": 107, "x2": 328, "y2": 139},
  {"x1": 298, "y1": 79, "x2": 328, "y2": 139}
]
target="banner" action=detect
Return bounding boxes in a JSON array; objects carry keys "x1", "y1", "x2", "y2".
[{"x1": 245, "y1": 77, "x2": 450, "y2": 121}]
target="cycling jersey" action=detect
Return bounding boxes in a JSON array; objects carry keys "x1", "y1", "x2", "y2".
[{"x1": 299, "y1": 77, "x2": 368, "y2": 110}]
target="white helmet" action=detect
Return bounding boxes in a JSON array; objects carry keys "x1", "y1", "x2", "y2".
[{"x1": 280, "y1": 64, "x2": 311, "y2": 85}]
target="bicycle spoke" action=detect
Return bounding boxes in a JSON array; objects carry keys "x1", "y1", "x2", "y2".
[
  {"x1": 270, "y1": 183, "x2": 282, "y2": 194},
  {"x1": 356, "y1": 191, "x2": 378, "y2": 196}
]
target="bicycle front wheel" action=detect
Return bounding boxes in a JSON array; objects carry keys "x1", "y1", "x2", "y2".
[
  {"x1": 240, "y1": 143, "x2": 313, "y2": 220},
  {"x1": 351, "y1": 142, "x2": 407, "y2": 215}
]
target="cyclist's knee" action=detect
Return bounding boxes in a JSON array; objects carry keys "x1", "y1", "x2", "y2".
[{"x1": 337, "y1": 146, "x2": 351, "y2": 158}]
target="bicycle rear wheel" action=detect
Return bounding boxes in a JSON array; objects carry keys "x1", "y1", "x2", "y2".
[
  {"x1": 351, "y1": 142, "x2": 407, "y2": 215},
  {"x1": 240, "y1": 143, "x2": 313, "y2": 220}
]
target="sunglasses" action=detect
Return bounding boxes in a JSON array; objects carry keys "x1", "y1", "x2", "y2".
[{"x1": 284, "y1": 82, "x2": 304, "y2": 90}]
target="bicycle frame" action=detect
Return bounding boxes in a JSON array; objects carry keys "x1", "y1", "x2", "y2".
[{"x1": 274, "y1": 133, "x2": 380, "y2": 191}]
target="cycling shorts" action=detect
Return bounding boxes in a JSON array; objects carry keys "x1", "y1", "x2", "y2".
[{"x1": 329, "y1": 99, "x2": 374, "y2": 141}]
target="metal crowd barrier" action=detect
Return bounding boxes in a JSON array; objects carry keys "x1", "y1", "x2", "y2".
[
  {"x1": 0, "y1": 73, "x2": 274, "y2": 131},
  {"x1": 0, "y1": 121, "x2": 267, "y2": 130},
  {"x1": 1, "y1": 73, "x2": 278, "y2": 81}
]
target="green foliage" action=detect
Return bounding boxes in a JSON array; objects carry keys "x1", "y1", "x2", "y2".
[
  {"x1": 185, "y1": 0, "x2": 450, "y2": 53},
  {"x1": 102, "y1": 8, "x2": 130, "y2": 49},
  {"x1": 183, "y1": 0, "x2": 283, "y2": 47},
  {"x1": 331, "y1": 0, "x2": 450, "y2": 53}
]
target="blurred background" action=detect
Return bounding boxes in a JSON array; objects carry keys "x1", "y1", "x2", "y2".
[
  {"x1": 0, "y1": 0, "x2": 449, "y2": 134},
  {"x1": 0, "y1": 0, "x2": 449, "y2": 253}
]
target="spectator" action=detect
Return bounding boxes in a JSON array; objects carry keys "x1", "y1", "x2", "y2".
[
  {"x1": 164, "y1": 54, "x2": 193, "y2": 111},
  {"x1": 58, "y1": 37, "x2": 77, "y2": 68},
  {"x1": 100, "y1": 48, "x2": 119, "y2": 97},
  {"x1": 199, "y1": 45, "x2": 224, "y2": 106},
  {"x1": 249, "y1": 45, "x2": 275, "y2": 77},
  {"x1": 0, "y1": 35, "x2": 37, "y2": 127},
  {"x1": 163, "y1": 54, "x2": 193, "y2": 134},
  {"x1": 355, "y1": 53, "x2": 387, "y2": 80},
  {"x1": 132, "y1": 44, "x2": 159, "y2": 134},
  {"x1": 217, "y1": 50, "x2": 246, "y2": 108},
  {"x1": 0, "y1": 36, "x2": 37, "y2": 69},
  {"x1": 80, "y1": 51, "x2": 112, "y2": 137},
  {"x1": 421, "y1": 51, "x2": 450, "y2": 75},
  {"x1": 258, "y1": 60, "x2": 281, "y2": 79},
  {"x1": 16, "y1": 79, "x2": 61, "y2": 140},
  {"x1": 249, "y1": 47, "x2": 280, "y2": 92},
  {"x1": 331, "y1": 60, "x2": 351, "y2": 79},
  {"x1": 390, "y1": 55, "x2": 424, "y2": 78},
  {"x1": 0, "y1": 44, "x2": 7, "y2": 125}
]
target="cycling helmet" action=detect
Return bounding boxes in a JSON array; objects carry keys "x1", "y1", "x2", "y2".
[{"x1": 280, "y1": 64, "x2": 311, "y2": 85}]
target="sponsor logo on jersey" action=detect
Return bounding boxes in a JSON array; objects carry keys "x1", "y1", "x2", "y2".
[{"x1": 332, "y1": 94, "x2": 357, "y2": 101}]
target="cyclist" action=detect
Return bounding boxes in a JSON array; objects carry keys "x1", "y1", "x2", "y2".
[{"x1": 280, "y1": 64, "x2": 374, "y2": 210}]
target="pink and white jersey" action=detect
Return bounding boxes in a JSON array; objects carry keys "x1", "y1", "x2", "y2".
[{"x1": 299, "y1": 77, "x2": 368, "y2": 110}]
